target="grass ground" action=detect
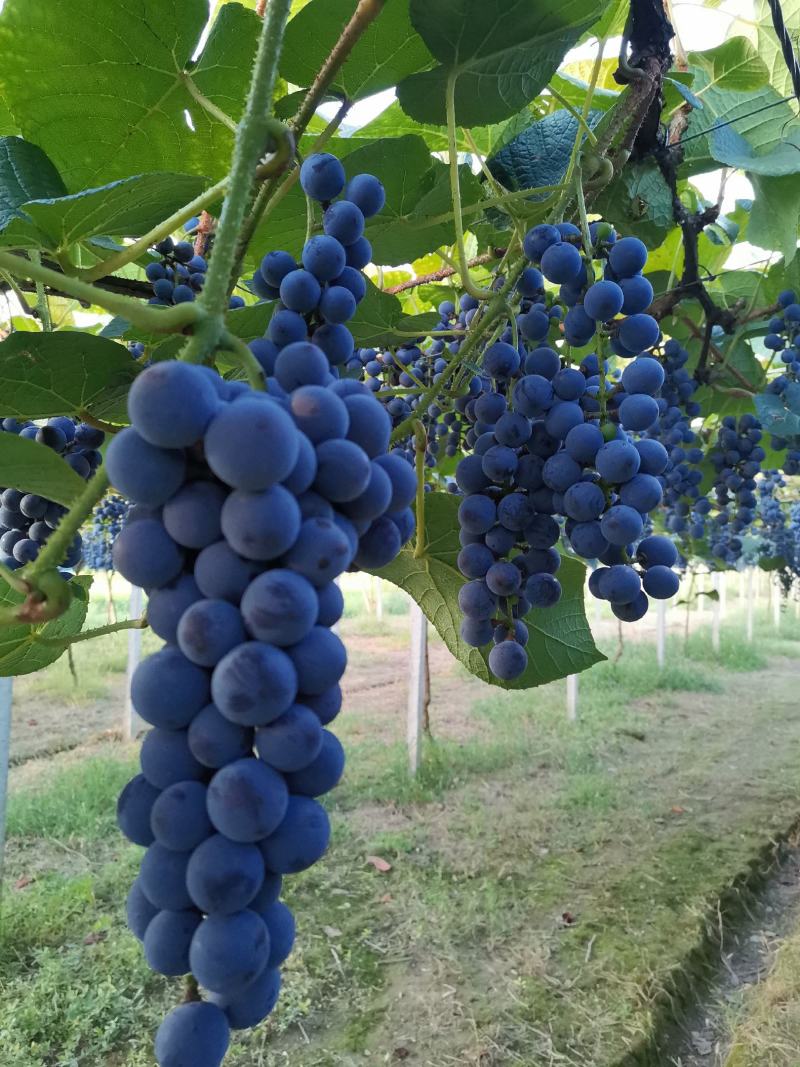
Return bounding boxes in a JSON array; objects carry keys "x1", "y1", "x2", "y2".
[
  {"x1": 1, "y1": 584, "x2": 799, "y2": 1067},
  {"x1": 723, "y1": 918, "x2": 800, "y2": 1067}
]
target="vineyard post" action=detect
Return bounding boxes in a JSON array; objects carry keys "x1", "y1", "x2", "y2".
[
  {"x1": 566, "y1": 674, "x2": 579, "y2": 722},
  {"x1": 746, "y1": 569, "x2": 755, "y2": 643},
  {"x1": 0, "y1": 676, "x2": 13, "y2": 894},
  {"x1": 718, "y1": 572, "x2": 727, "y2": 619},
  {"x1": 124, "y1": 586, "x2": 144, "y2": 742},
  {"x1": 374, "y1": 577, "x2": 383, "y2": 622},
  {"x1": 773, "y1": 580, "x2": 781, "y2": 631},
  {"x1": 407, "y1": 601, "x2": 427, "y2": 775},
  {"x1": 656, "y1": 598, "x2": 667, "y2": 669},
  {"x1": 711, "y1": 573, "x2": 721, "y2": 654}
]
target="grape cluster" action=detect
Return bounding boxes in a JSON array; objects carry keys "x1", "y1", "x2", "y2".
[
  {"x1": 0, "y1": 416, "x2": 104, "y2": 571},
  {"x1": 705, "y1": 414, "x2": 766, "y2": 564},
  {"x1": 443, "y1": 225, "x2": 686, "y2": 678},
  {"x1": 246, "y1": 153, "x2": 384, "y2": 377},
  {"x1": 146, "y1": 239, "x2": 244, "y2": 311},
  {"x1": 109, "y1": 345, "x2": 414, "y2": 1066},
  {"x1": 83, "y1": 494, "x2": 129, "y2": 572},
  {"x1": 761, "y1": 288, "x2": 800, "y2": 474}
]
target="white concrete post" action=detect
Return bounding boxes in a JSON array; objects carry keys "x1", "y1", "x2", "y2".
[
  {"x1": 124, "y1": 585, "x2": 145, "y2": 742},
  {"x1": 407, "y1": 602, "x2": 427, "y2": 775},
  {"x1": 566, "y1": 674, "x2": 579, "y2": 722}
]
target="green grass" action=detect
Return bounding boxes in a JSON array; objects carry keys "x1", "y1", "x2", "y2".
[
  {"x1": 723, "y1": 920, "x2": 800, "y2": 1067},
  {"x1": 2, "y1": 591, "x2": 799, "y2": 1066},
  {"x1": 7, "y1": 756, "x2": 137, "y2": 839}
]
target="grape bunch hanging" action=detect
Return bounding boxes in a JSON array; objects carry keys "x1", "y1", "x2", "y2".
[{"x1": 111, "y1": 161, "x2": 417, "y2": 1067}]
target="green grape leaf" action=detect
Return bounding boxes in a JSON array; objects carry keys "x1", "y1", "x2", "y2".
[
  {"x1": 0, "y1": 576, "x2": 93, "y2": 677},
  {"x1": 688, "y1": 37, "x2": 768, "y2": 94},
  {"x1": 680, "y1": 73, "x2": 797, "y2": 179},
  {"x1": 0, "y1": 433, "x2": 88, "y2": 505},
  {"x1": 0, "y1": 137, "x2": 66, "y2": 230},
  {"x1": 748, "y1": 0, "x2": 800, "y2": 99},
  {"x1": 0, "y1": 331, "x2": 138, "y2": 424},
  {"x1": 397, "y1": 0, "x2": 609, "y2": 126},
  {"x1": 487, "y1": 109, "x2": 603, "y2": 196},
  {"x1": 280, "y1": 0, "x2": 433, "y2": 101},
  {"x1": 0, "y1": 1, "x2": 260, "y2": 189},
  {"x1": 349, "y1": 278, "x2": 439, "y2": 346},
  {"x1": 370, "y1": 493, "x2": 604, "y2": 689},
  {"x1": 0, "y1": 173, "x2": 210, "y2": 254},
  {"x1": 593, "y1": 160, "x2": 675, "y2": 247},
  {"x1": 749, "y1": 173, "x2": 800, "y2": 263},
  {"x1": 755, "y1": 393, "x2": 800, "y2": 437}
]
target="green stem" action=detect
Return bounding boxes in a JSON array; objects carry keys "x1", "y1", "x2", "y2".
[
  {"x1": 547, "y1": 85, "x2": 599, "y2": 146},
  {"x1": 550, "y1": 37, "x2": 607, "y2": 223},
  {"x1": 192, "y1": 0, "x2": 293, "y2": 356},
  {"x1": 445, "y1": 72, "x2": 492, "y2": 301},
  {"x1": 232, "y1": 98, "x2": 351, "y2": 285},
  {"x1": 83, "y1": 176, "x2": 229, "y2": 282},
  {"x1": 0, "y1": 270, "x2": 38, "y2": 321},
  {"x1": 390, "y1": 253, "x2": 526, "y2": 444},
  {"x1": 0, "y1": 561, "x2": 30, "y2": 595},
  {"x1": 0, "y1": 252, "x2": 198, "y2": 334},
  {"x1": 220, "y1": 331, "x2": 267, "y2": 391},
  {"x1": 183, "y1": 74, "x2": 238, "y2": 132},
  {"x1": 574, "y1": 166, "x2": 593, "y2": 259},
  {"x1": 597, "y1": 334, "x2": 608, "y2": 423},
  {"x1": 413, "y1": 421, "x2": 427, "y2": 559},
  {"x1": 36, "y1": 616, "x2": 148, "y2": 648},
  {"x1": 30, "y1": 251, "x2": 52, "y2": 331},
  {"x1": 26, "y1": 469, "x2": 110, "y2": 581}
]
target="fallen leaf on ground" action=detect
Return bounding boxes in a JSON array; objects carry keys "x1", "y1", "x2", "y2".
[
  {"x1": 14, "y1": 875, "x2": 34, "y2": 889},
  {"x1": 84, "y1": 930, "x2": 108, "y2": 945},
  {"x1": 366, "y1": 855, "x2": 392, "y2": 872},
  {"x1": 323, "y1": 926, "x2": 342, "y2": 938}
]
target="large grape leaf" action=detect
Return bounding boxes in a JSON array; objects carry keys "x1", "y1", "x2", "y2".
[
  {"x1": 354, "y1": 101, "x2": 542, "y2": 155},
  {"x1": 680, "y1": 66, "x2": 798, "y2": 179},
  {"x1": 688, "y1": 37, "x2": 769, "y2": 95},
  {"x1": 755, "y1": 393, "x2": 800, "y2": 437},
  {"x1": 0, "y1": 1, "x2": 260, "y2": 189},
  {"x1": 748, "y1": 173, "x2": 800, "y2": 263},
  {"x1": 396, "y1": 0, "x2": 610, "y2": 126},
  {"x1": 0, "y1": 332, "x2": 139, "y2": 424},
  {"x1": 0, "y1": 575, "x2": 93, "y2": 677},
  {"x1": 0, "y1": 434, "x2": 88, "y2": 506},
  {"x1": 371, "y1": 493, "x2": 604, "y2": 689},
  {"x1": 747, "y1": 0, "x2": 800, "y2": 99},
  {"x1": 0, "y1": 138, "x2": 66, "y2": 231},
  {"x1": 0, "y1": 173, "x2": 210, "y2": 254},
  {"x1": 280, "y1": 0, "x2": 433, "y2": 101},
  {"x1": 593, "y1": 160, "x2": 675, "y2": 248},
  {"x1": 487, "y1": 110, "x2": 604, "y2": 196}
]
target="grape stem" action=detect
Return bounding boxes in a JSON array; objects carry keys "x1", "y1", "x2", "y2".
[
  {"x1": 219, "y1": 331, "x2": 266, "y2": 392},
  {"x1": 412, "y1": 421, "x2": 427, "y2": 560},
  {"x1": 389, "y1": 254, "x2": 527, "y2": 445},
  {"x1": 30, "y1": 251, "x2": 52, "y2": 331},
  {"x1": 181, "y1": 0, "x2": 294, "y2": 365},
  {"x1": 445, "y1": 72, "x2": 493, "y2": 301},
  {"x1": 231, "y1": 97, "x2": 352, "y2": 287},
  {"x1": 0, "y1": 252, "x2": 198, "y2": 334},
  {"x1": 26, "y1": 469, "x2": 110, "y2": 585},
  {"x1": 35, "y1": 615, "x2": 149, "y2": 648},
  {"x1": 82, "y1": 175, "x2": 230, "y2": 283}
]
